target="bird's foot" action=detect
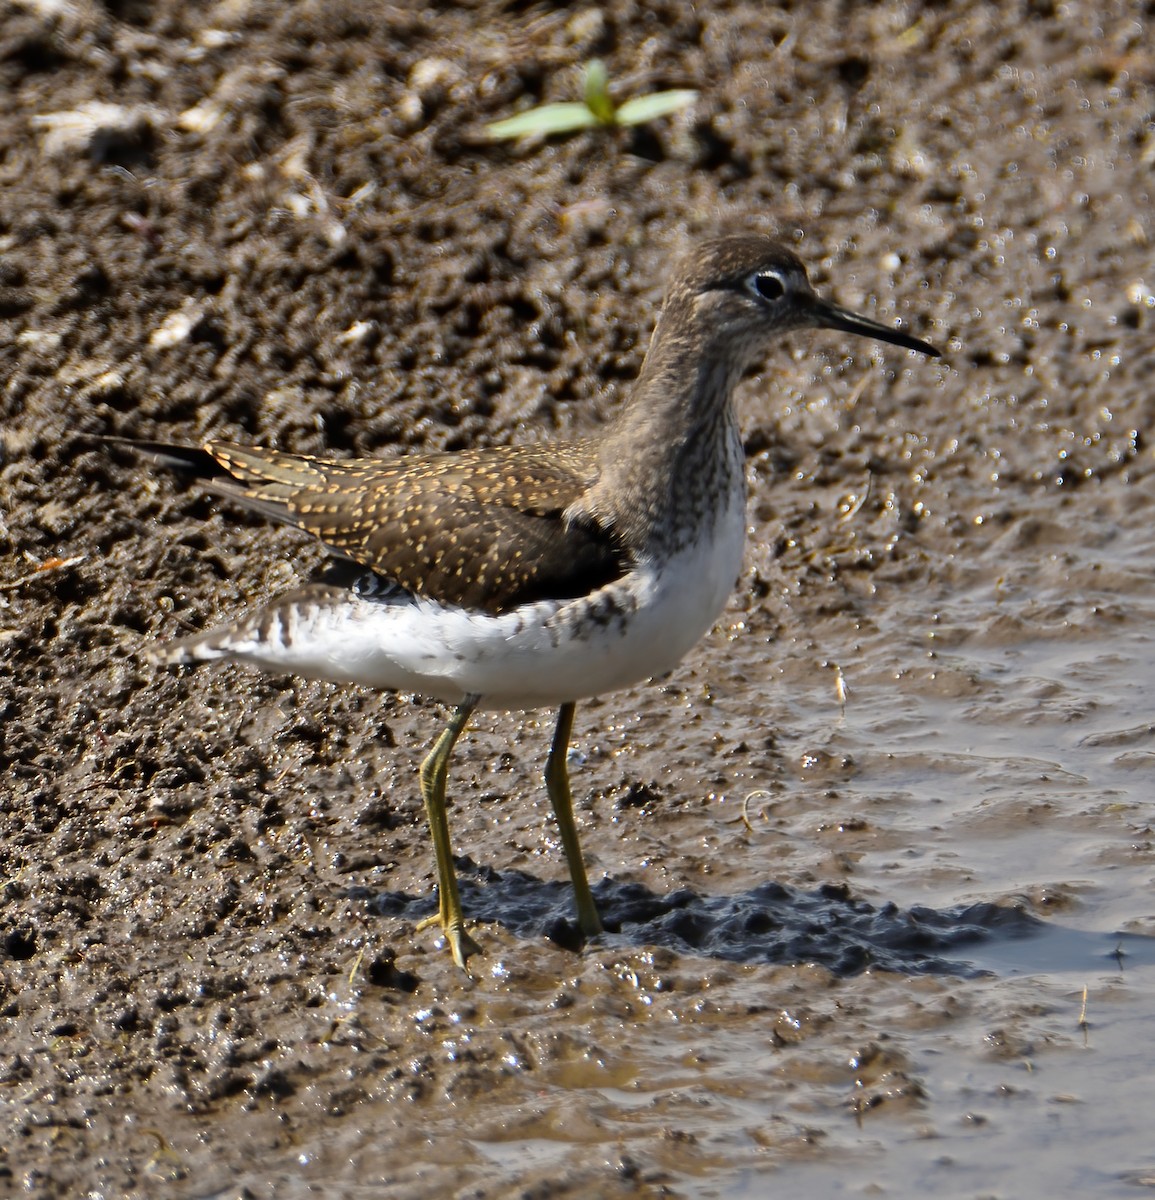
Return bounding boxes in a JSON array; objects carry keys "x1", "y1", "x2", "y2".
[{"x1": 416, "y1": 911, "x2": 484, "y2": 970}]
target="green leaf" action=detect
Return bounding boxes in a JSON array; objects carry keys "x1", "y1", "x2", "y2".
[
  {"x1": 582, "y1": 60, "x2": 616, "y2": 125},
  {"x1": 486, "y1": 102, "x2": 600, "y2": 140},
  {"x1": 615, "y1": 89, "x2": 697, "y2": 127}
]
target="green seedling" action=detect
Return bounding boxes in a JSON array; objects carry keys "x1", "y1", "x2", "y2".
[{"x1": 486, "y1": 60, "x2": 696, "y2": 140}]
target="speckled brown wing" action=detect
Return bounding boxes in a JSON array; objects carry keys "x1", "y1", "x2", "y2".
[{"x1": 140, "y1": 440, "x2": 627, "y2": 615}]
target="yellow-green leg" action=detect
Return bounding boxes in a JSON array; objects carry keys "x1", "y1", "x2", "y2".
[
  {"x1": 415, "y1": 697, "x2": 482, "y2": 968},
  {"x1": 545, "y1": 702, "x2": 603, "y2": 938}
]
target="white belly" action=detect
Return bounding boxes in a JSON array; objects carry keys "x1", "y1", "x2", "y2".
[{"x1": 225, "y1": 479, "x2": 748, "y2": 711}]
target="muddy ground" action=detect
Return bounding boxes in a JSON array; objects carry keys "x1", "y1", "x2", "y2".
[{"x1": 2, "y1": 1, "x2": 1154, "y2": 1197}]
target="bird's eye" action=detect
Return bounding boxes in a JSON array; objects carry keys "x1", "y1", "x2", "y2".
[{"x1": 751, "y1": 271, "x2": 786, "y2": 302}]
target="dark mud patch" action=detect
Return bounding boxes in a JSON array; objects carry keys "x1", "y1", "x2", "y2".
[{"x1": 371, "y1": 870, "x2": 1042, "y2": 976}]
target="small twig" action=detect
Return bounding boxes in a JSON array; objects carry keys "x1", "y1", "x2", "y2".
[
  {"x1": 838, "y1": 473, "x2": 873, "y2": 522},
  {"x1": 0, "y1": 554, "x2": 86, "y2": 591},
  {"x1": 739, "y1": 789, "x2": 775, "y2": 833}
]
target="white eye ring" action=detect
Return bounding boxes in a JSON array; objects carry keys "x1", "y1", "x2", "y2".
[{"x1": 749, "y1": 271, "x2": 787, "y2": 302}]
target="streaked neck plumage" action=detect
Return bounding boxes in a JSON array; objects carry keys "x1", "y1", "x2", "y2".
[{"x1": 581, "y1": 294, "x2": 752, "y2": 555}]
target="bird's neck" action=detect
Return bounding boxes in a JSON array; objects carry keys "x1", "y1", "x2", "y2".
[{"x1": 585, "y1": 307, "x2": 749, "y2": 551}]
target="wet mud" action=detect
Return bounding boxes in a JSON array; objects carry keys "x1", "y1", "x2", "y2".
[{"x1": 2, "y1": 2, "x2": 1154, "y2": 1197}]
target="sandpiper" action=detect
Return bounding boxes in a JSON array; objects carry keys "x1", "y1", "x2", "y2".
[{"x1": 115, "y1": 235, "x2": 939, "y2": 968}]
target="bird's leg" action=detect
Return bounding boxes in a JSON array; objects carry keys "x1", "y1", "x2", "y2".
[
  {"x1": 416, "y1": 697, "x2": 482, "y2": 969},
  {"x1": 545, "y1": 702, "x2": 603, "y2": 938}
]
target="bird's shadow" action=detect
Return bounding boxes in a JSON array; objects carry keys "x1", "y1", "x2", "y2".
[{"x1": 362, "y1": 859, "x2": 1046, "y2": 978}]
